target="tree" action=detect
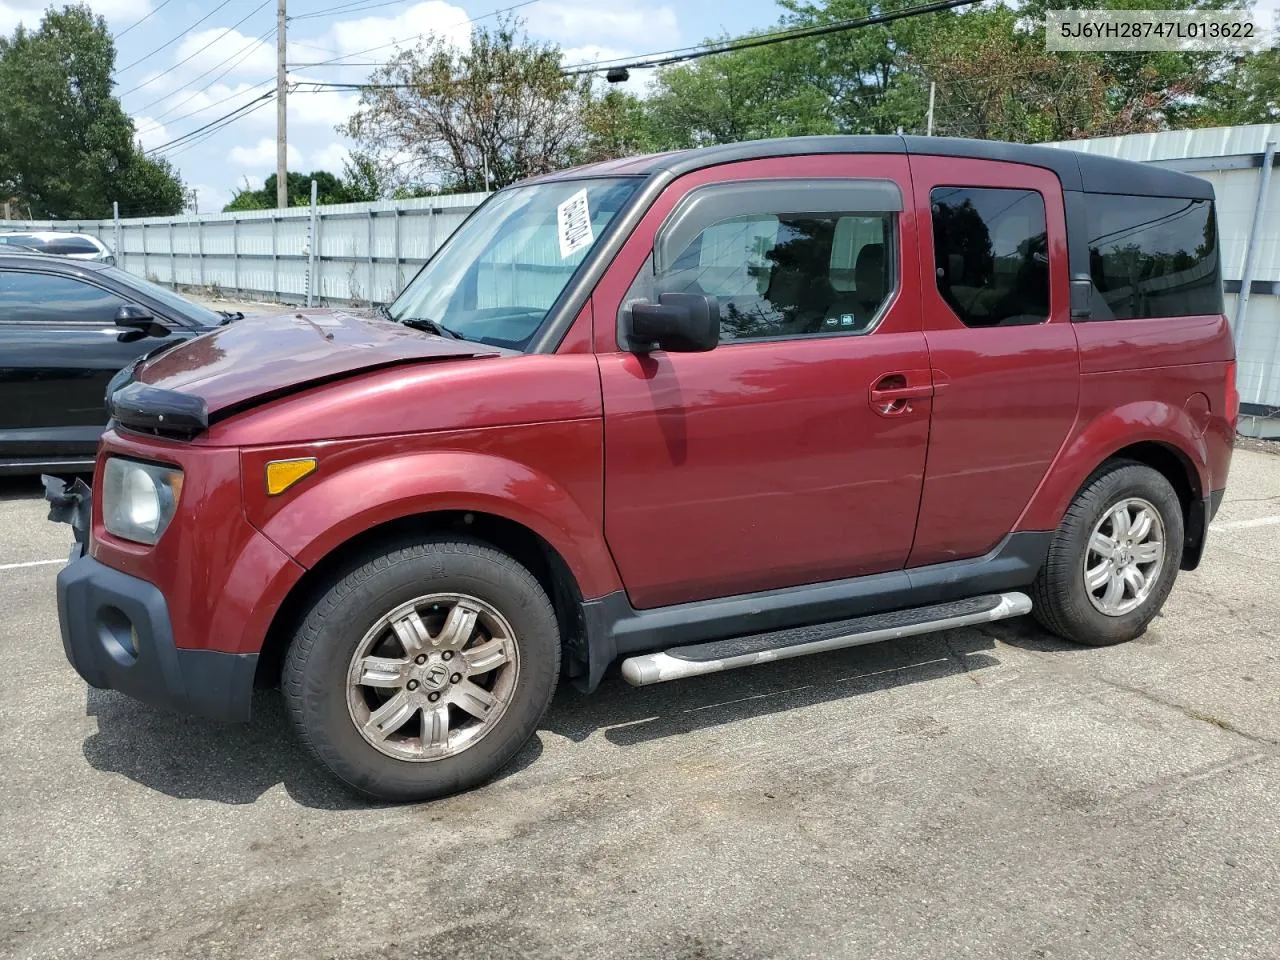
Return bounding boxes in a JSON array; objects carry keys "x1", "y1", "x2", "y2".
[
  {"x1": 340, "y1": 18, "x2": 612, "y2": 192},
  {"x1": 221, "y1": 169, "x2": 377, "y2": 211},
  {"x1": 0, "y1": 5, "x2": 185, "y2": 218}
]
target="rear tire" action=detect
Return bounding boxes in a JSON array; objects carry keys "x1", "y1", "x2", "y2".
[
  {"x1": 1032, "y1": 462, "x2": 1184, "y2": 647},
  {"x1": 282, "y1": 536, "x2": 560, "y2": 802}
]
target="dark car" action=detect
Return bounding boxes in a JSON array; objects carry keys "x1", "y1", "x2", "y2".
[{"x1": 0, "y1": 252, "x2": 233, "y2": 474}]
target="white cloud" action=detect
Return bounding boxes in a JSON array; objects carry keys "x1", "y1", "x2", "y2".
[
  {"x1": 304, "y1": 0, "x2": 471, "y2": 63},
  {"x1": 228, "y1": 138, "x2": 302, "y2": 170},
  {"x1": 185, "y1": 182, "x2": 231, "y2": 214},
  {"x1": 173, "y1": 27, "x2": 275, "y2": 77},
  {"x1": 310, "y1": 142, "x2": 351, "y2": 172},
  {"x1": 286, "y1": 81, "x2": 361, "y2": 128},
  {"x1": 529, "y1": 1, "x2": 679, "y2": 46},
  {"x1": 131, "y1": 115, "x2": 172, "y2": 151}
]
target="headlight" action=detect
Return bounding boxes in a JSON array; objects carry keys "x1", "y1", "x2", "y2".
[{"x1": 102, "y1": 458, "x2": 183, "y2": 545}]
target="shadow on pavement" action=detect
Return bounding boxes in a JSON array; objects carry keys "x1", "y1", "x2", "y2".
[
  {"x1": 0, "y1": 475, "x2": 56, "y2": 503},
  {"x1": 543, "y1": 622, "x2": 1013, "y2": 748},
  {"x1": 80, "y1": 685, "x2": 544, "y2": 809},
  {"x1": 80, "y1": 617, "x2": 1066, "y2": 808}
]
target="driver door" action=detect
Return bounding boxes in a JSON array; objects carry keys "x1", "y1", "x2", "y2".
[
  {"x1": 0, "y1": 267, "x2": 178, "y2": 461},
  {"x1": 595, "y1": 155, "x2": 932, "y2": 609}
]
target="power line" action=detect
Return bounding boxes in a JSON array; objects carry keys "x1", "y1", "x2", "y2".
[
  {"x1": 113, "y1": 0, "x2": 177, "y2": 40},
  {"x1": 290, "y1": 0, "x2": 416, "y2": 22},
  {"x1": 140, "y1": 78, "x2": 276, "y2": 140},
  {"x1": 145, "y1": 89, "x2": 276, "y2": 155},
  {"x1": 114, "y1": 0, "x2": 239, "y2": 74},
  {"x1": 286, "y1": 0, "x2": 540, "y2": 67},
  {"x1": 292, "y1": 0, "x2": 986, "y2": 87},
  {"x1": 133, "y1": 27, "x2": 276, "y2": 116},
  {"x1": 561, "y1": 0, "x2": 986, "y2": 76},
  {"x1": 118, "y1": 0, "x2": 274, "y2": 96}
]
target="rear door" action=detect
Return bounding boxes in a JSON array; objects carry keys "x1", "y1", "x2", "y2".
[
  {"x1": 0, "y1": 268, "x2": 180, "y2": 460},
  {"x1": 595, "y1": 155, "x2": 933, "y2": 609},
  {"x1": 906, "y1": 156, "x2": 1080, "y2": 567}
]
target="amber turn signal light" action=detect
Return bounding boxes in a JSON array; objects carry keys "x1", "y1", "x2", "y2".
[{"x1": 265, "y1": 458, "x2": 317, "y2": 495}]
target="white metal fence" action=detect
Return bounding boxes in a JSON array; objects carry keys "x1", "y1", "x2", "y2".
[
  {"x1": 0, "y1": 189, "x2": 488, "y2": 307},
  {"x1": 5, "y1": 127, "x2": 1280, "y2": 432}
]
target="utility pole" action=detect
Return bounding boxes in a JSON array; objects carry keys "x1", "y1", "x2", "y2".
[
  {"x1": 276, "y1": 0, "x2": 288, "y2": 209},
  {"x1": 926, "y1": 82, "x2": 936, "y2": 137}
]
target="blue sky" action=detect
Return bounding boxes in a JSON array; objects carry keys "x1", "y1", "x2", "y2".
[{"x1": 0, "y1": 0, "x2": 784, "y2": 210}]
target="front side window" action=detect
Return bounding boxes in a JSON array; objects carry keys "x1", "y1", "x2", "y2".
[
  {"x1": 656, "y1": 212, "x2": 895, "y2": 342},
  {"x1": 1085, "y1": 194, "x2": 1222, "y2": 320},
  {"x1": 931, "y1": 187, "x2": 1049, "y2": 328},
  {"x1": 0, "y1": 271, "x2": 124, "y2": 323},
  {"x1": 388, "y1": 177, "x2": 641, "y2": 350}
]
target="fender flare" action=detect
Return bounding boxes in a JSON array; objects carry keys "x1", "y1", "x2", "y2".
[
  {"x1": 1017, "y1": 400, "x2": 1209, "y2": 535},
  {"x1": 255, "y1": 450, "x2": 623, "y2": 600}
]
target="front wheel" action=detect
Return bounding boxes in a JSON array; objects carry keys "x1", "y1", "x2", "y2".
[
  {"x1": 1032, "y1": 462, "x2": 1184, "y2": 646},
  {"x1": 282, "y1": 537, "x2": 561, "y2": 802}
]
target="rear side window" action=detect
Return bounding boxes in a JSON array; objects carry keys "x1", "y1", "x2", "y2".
[
  {"x1": 931, "y1": 187, "x2": 1049, "y2": 327},
  {"x1": 1084, "y1": 194, "x2": 1223, "y2": 320}
]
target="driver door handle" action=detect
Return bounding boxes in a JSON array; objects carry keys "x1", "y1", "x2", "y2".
[{"x1": 869, "y1": 370, "x2": 934, "y2": 416}]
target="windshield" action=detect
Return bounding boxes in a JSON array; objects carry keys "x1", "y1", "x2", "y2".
[
  {"x1": 102, "y1": 267, "x2": 224, "y2": 327},
  {"x1": 388, "y1": 177, "x2": 641, "y2": 350}
]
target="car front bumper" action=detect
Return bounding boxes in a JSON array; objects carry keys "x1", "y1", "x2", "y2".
[{"x1": 56, "y1": 551, "x2": 258, "y2": 721}]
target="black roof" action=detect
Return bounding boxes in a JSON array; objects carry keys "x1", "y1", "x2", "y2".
[{"x1": 526, "y1": 134, "x2": 1212, "y2": 200}]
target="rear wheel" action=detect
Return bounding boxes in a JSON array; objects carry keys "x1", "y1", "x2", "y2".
[
  {"x1": 1032, "y1": 462, "x2": 1184, "y2": 646},
  {"x1": 282, "y1": 537, "x2": 560, "y2": 802}
]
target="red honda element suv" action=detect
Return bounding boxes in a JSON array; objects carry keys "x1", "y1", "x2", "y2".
[{"x1": 48, "y1": 136, "x2": 1237, "y2": 801}]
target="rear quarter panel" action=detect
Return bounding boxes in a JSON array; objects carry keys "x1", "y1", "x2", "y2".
[{"x1": 1017, "y1": 313, "x2": 1235, "y2": 531}]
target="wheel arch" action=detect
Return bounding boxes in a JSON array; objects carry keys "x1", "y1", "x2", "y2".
[
  {"x1": 255, "y1": 509, "x2": 593, "y2": 691},
  {"x1": 1019, "y1": 414, "x2": 1210, "y2": 572}
]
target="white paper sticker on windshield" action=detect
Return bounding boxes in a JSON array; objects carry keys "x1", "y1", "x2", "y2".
[{"x1": 557, "y1": 188, "x2": 594, "y2": 259}]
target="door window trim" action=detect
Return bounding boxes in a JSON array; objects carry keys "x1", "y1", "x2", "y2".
[
  {"x1": 620, "y1": 178, "x2": 904, "y2": 347},
  {"x1": 927, "y1": 183, "x2": 1052, "y2": 330},
  {"x1": 0, "y1": 267, "x2": 142, "y2": 326}
]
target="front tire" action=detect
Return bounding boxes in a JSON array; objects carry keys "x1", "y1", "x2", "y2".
[
  {"x1": 1032, "y1": 462, "x2": 1184, "y2": 647},
  {"x1": 282, "y1": 536, "x2": 560, "y2": 802}
]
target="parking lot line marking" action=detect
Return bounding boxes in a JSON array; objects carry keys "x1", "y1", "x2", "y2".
[
  {"x1": 0, "y1": 559, "x2": 64, "y2": 571},
  {"x1": 1211, "y1": 515, "x2": 1280, "y2": 532}
]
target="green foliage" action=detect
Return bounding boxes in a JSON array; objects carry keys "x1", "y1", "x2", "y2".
[
  {"x1": 341, "y1": 18, "x2": 638, "y2": 191},
  {"x1": 222, "y1": 168, "x2": 379, "y2": 211},
  {"x1": 0, "y1": 5, "x2": 185, "y2": 218}
]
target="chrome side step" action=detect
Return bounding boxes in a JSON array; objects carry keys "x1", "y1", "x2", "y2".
[{"x1": 620, "y1": 592, "x2": 1032, "y2": 686}]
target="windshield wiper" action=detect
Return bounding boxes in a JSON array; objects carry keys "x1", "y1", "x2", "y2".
[{"x1": 399, "y1": 316, "x2": 461, "y2": 340}]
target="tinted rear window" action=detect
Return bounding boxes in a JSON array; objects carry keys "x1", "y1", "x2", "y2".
[
  {"x1": 42, "y1": 237, "x2": 100, "y2": 255},
  {"x1": 1085, "y1": 194, "x2": 1223, "y2": 320}
]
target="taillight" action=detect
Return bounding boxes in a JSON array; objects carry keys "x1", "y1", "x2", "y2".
[{"x1": 1225, "y1": 360, "x2": 1240, "y2": 428}]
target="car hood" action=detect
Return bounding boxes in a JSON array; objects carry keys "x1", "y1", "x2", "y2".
[{"x1": 135, "y1": 308, "x2": 502, "y2": 415}]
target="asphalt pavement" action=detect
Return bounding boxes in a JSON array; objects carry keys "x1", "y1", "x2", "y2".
[{"x1": 2, "y1": 448, "x2": 1279, "y2": 960}]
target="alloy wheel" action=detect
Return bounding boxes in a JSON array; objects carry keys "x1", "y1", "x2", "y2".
[
  {"x1": 345, "y1": 593, "x2": 520, "y2": 762},
  {"x1": 1082, "y1": 497, "x2": 1166, "y2": 617}
]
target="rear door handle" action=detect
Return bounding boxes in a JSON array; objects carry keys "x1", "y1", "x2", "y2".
[{"x1": 869, "y1": 371, "x2": 934, "y2": 416}]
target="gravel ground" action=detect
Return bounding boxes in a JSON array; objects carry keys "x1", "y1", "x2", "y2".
[{"x1": 1, "y1": 449, "x2": 1278, "y2": 960}]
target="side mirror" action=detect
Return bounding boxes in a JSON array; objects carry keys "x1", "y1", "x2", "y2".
[
  {"x1": 627, "y1": 293, "x2": 720, "y2": 353},
  {"x1": 115, "y1": 303, "x2": 170, "y2": 339}
]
